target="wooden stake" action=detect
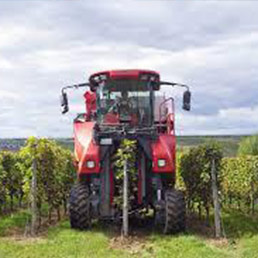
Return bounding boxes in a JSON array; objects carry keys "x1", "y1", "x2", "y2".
[
  {"x1": 30, "y1": 145, "x2": 38, "y2": 236},
  {"x1": 122, "y1": 159, "x2": 129, "y2": 237},
  {"x1": 211, "y1": 159, "x2": 222, "y2": 238}
]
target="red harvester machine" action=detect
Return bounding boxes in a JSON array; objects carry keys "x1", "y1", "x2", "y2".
[{"x1": 60, "y1": 69, "x2": 191, "y2": 234}]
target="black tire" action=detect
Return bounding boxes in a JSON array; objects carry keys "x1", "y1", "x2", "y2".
[
  {"x1": 164, "y1": 189, "x2": 186, "y2": 234},
  {"x1": 69, "y1": 182, "x2": 91, "y2": 230}
]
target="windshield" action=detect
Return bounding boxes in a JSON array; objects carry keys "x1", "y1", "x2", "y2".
[{"x1": 96, "y1": 79, "x2": 154, "y2": 127}]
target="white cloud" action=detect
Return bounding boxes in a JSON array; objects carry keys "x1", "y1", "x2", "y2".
[
  {"x1": 0, "y1": 25, "x2": 28, "y2": 48},
  {"x1": 0, "y1": 90, "x2": 19, "y2": 100},
  {"x1": 0, "y1": 1, "x2": 258, "y2": 137},
  {"x1": 0, "y1": 58, "x2": 13, "y2": 69},
  {"x1": 219, "y1": 106, "x2": 258, "y2": 123},
  {"x1": 177, "y1": 106, "x2": 258, "y2": 135}
]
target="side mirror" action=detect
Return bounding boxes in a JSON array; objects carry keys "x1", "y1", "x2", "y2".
[
  {"x1": 90, "y1": 80, "x2": 99, "y2": 92},
  {"x1": 60, "y1": 91, "x2": 69, "y2": 114},
  {"x1": 183, "y1": 90, "x2": 191, "y2": 111}
]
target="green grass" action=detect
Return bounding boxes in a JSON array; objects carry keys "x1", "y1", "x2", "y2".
[
  {"x1": 0, "y1": 221, "x2": 126, "y2": 258},
  {"x1": 222, "y1": 209, "x2": 258, "y2": 239},
  {"x1": 0, "y1": 221, "x2": 231, "y2": 258},
  {"x1": 239, "y1": 235, "x2": 258, "y2": 258},
  {"x1": 0, "y1": 210, "x2": 257, "y2": 258},
  {"x1": 0, "y1": 210, "x2": 30, "y2": 236},
  {"x1": 0, "y1": 204, "x2": 50, "y2": 236},
  {"x1": 148, "y1": 234, "x2": 232, "y2": 258}
]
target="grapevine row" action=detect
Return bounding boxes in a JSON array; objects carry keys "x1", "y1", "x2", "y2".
[
  {"x1": 0, "y1": 137, "x2": 75, "y2": 222},
  {"x1": 178, "y1": 142, "x2": 258, "y2": 218}
]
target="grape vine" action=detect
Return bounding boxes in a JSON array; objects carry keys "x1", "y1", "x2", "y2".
[{"x1": 0, "y1": 137, "x2": 75, "y2": 227}]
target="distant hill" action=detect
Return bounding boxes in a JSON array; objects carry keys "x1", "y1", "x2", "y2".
[
  {"x1": 0, "y1": 138, "x2": 74, "y2": 152},
  {"x1": 0, "y1": 135, "x2": 247, "y2": 157},
  {"x1": 176, "y1": 135, "x2": 245, "y2": 157}
]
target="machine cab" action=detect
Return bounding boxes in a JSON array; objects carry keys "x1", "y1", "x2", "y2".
[{"x1": 89, "y1": 70, "x2": 160, "y2": 129}]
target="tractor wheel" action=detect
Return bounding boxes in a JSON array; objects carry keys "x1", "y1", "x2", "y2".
[
  {"x1": 69, "y1": 182, "x2": 91, "y2": 230},
  {"x1": 163, "y1": 189, "x2": 186, "y2": 234}
]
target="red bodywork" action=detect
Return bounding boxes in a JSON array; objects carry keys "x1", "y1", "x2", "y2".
[
  {"x1": 151, "y1": 134, "x2": 176, "y2": 173},
  {"x1": 90, "y1": 69, "x2": 160, "y2": 81},
  {"x1": 74, "y1": 124, "x2": 176, "y2": 173},
  {"x1": 74, "y1": 69, "x2": 176, "y2": 203},
  {"x1": 74, "y1": 121, "x2": 100, "y2": 174}
]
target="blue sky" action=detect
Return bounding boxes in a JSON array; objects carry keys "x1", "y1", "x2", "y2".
[{"x1": 0, "y1": 1, "x2": 258, "y2": 137}]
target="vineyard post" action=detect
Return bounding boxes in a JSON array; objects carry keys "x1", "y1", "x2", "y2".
[
  {"x1": 211, "y1": 159, "x2": 222, "y2": 238},
  {"x1": 250, "y1": 181, "x2": 254, "y2": 215},
  {"x1": 30, "y1": 143, "x2": 38, "y2": 236},
  {"x1": 122, "y1": 158, "x2": 129, "y2": 237}
]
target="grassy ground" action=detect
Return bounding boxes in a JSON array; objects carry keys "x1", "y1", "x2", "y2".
[{"x1": 0, "y1": 209, "x2": 257, "y2": 258}]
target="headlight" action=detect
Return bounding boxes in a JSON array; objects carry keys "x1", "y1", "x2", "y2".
[
  {"x1": 100, "y1": 138, "x2": 113, "y2": 145},
  {"x1": 86, "y1": 160, "x2": 95, "y2": 168},
  {"x1": 158, "y1": 159, "x2": 166, "y2": 167}
]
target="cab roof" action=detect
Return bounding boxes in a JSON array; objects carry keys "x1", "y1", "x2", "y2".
[{"x1": 89, "y1": 69, "x2": 160, "y2": 81}]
